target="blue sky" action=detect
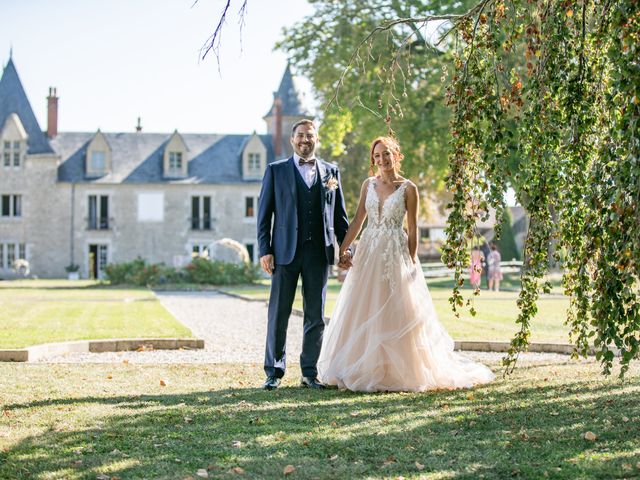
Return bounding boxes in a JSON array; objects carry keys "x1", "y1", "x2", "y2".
[{"x1": 0, "y1": 0, "x2": 314, "y2": 135}]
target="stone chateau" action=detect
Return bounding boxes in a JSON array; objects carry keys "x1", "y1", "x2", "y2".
[{"x1": 0, "y1": 56, "x2": 311, "y2": 278}]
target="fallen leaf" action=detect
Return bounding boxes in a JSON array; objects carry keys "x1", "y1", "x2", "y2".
[
  {"x1": 196, "y1": 469, "x2": 209, "y2": 478},
  {"x1": 106, "y1": 375, "x2": 113, "y2": 380},
  {"x1": 469, "y1": 421, "x2": 477, "y2": 427},
  {"x1": 383, "y1": 455, "x2": 396, "y2": 465},
  {"x1": 584, "y1": 431, "x2": 597, "y2": 441},
  {"x1": 329, "y1": 455, "x2": 338, "y2": 461},
  {"x1": 415, "y1": 461, "x2": 425, "y2": 470},
  {"x1": 283, "y1": 465, "x2": 295, "y2": 475},
  {"x1": 466, "y1": 393, "x2": 475, "y2": 401},
  {"x1": 230, "y1": 467, "x2": 245, "y2": 474},
  {"x1": 302, "y1": 439, "x2": 310, "y2": 446},
  {"x1": 330, "y1": 421, "x2": 338, "y2": 427},
  {"x1": 160, "y1": 379, "x2": 167, "y2": 386},
  {"x1": 122, "y1": 359, "x2": 129, "y2": 365}
]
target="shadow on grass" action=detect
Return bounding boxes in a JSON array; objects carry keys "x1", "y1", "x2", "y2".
[{"x1": 1, "y1": 364, "x2": 638, "y2": 479}]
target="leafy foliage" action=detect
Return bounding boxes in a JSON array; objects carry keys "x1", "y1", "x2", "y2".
[
  {"x1": 438, "y1": 0, "x2": 639, "y2": 375},
  {"x1": 278, "y1": 0, "x2": 477, "y2": 210},
  {"x1": 184, "y1": 257, "x2": 261, "y2": 285},
  {"x1": 105, "y1": 256, "x2": 260, "y2": 287}
]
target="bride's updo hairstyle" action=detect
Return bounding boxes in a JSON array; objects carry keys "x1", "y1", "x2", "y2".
[{"x1": 369, "y1": 136, "x2": 405, "y2": 176}]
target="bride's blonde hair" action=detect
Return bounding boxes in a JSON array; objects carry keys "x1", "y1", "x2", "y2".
[{"x1": 369, "y1": 136, "x2": 405, "y2": 176}]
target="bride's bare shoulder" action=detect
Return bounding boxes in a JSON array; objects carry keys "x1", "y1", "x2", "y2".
[{"x1": 403, "y1": 179, "x2": 419, "y2": 197}]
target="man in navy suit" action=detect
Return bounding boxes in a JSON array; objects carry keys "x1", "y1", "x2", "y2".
[{"x1": 257, "y1": 119, "x2": 350, "y2": 390}]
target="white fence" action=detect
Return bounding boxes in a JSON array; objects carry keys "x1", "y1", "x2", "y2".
[{"x1": 422, "y1": 260, "x2": 523, "y2": 278}]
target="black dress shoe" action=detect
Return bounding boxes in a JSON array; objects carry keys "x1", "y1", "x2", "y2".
[
  {"x1": 300, "y1": 376, "x2": 326, "y2": 389},
  {"x1": 263, "y1": 376, "x2": 281, "y2": 390}
]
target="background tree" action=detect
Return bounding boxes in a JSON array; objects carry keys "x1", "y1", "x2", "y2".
[{"x1": 277, "y1": 0, "x2": 478, "y2": 212}]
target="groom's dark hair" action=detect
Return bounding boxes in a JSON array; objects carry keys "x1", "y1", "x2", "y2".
[{"x1": 291, "y1": 119, "x2": 316, "y2": 137}]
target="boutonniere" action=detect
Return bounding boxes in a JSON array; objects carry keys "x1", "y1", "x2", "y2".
[{"x1": 324, "y1": 176, "x2": 339, "y2": 191}]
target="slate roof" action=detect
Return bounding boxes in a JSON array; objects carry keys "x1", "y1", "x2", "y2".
[
  {"x1": 0, "y1": 58, "x2": 53, "y2": 154},
  {"x1": 53, "y1": 132, "x2": 276, "y2": 184},
  {"x1": 265, "y1": 64, "x2": 311, "y2": 118}
]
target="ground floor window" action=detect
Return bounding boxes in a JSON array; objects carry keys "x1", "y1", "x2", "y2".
[
  {"x1": 191, "y1": 243, "x2": 209, "y2": 258},
  {"x1": 0, "y1": 242, "x2": 26, "y2": 269}
]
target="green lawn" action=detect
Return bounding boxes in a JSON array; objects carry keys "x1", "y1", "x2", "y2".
[
  {"x1": 221, "y1": 274, "x2": 573, "y2": 343},
  {"x1": 0, "y1": 280, "x2": 192, "y2": 349},
  {"x1": 0, "y1": 361, "x2": 638, "y2": 479}
]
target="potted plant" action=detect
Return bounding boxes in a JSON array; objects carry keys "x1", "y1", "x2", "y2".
[{"x1": 65, "y1": 263, "x2": 80, "y2": 280}]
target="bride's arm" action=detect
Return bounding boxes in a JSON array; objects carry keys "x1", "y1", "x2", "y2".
[
  {"x1": 406, "y1": 182, "x2": 419, "y2": 263},
  {"x1": 339, "y1": 179, "x2": 369, "y2": 258}
]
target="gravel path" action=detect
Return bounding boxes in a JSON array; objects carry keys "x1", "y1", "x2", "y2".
[{"x1": 39, "y1": 291, "x2": 589, "y2": 366}]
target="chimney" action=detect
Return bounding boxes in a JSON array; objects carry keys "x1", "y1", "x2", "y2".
[
  {"x1": 47, "y1": 87, "x2": 58, "y2": 138},
  {"x1": 273, "y1": 96, "x2": 282, "y2": 158},
  {"x1": 136, "y1": 117, "x2": 142, "y2": 132}
]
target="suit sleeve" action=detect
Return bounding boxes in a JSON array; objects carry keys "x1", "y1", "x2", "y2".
[
  {"x1": 333, "y1": 167, "x2": 350, "y2": 246},
  {"x1": 257, "y1": 165, "x2": 275, "y2": 257}
]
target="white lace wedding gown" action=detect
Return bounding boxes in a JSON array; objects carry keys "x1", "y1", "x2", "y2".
[{"x1": 318, "y1": 178, "x2": 495, "y2": 392}]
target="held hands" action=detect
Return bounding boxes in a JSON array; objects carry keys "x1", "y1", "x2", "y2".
[
  {"x1": 338, "y1": 250, "x2": 353, "y2": 269},
  {"x1": 260, "y1": 254, "x2": 275, "y2": 275}
]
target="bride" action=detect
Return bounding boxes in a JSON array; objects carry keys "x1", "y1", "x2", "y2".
[{"x1": 318, "y1": 136, "x2": 495, "y2": 392}]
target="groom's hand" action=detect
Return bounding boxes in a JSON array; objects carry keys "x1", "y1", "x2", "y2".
[{"x1": 260, "y1": 254, "x2": 274, "y2": 275}]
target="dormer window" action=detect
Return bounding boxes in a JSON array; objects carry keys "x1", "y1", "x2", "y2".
[
  {"x1": 169, "y1": 151, "x2": 183, "y2": 172},
  {"x1": 1, "y1": 113, "x2": 28, "y2": 170},
  {"x1": 2, "y1": 141, "x2": 23, "y2": 168},
  {"x1": 248, "y1": 153, "x2": 261, "y2": 174},
  {"x1": 242, "y1": 133, "x2": 267, "y2": 180},
  {"x1": 86, "y1": 130, "x2": 111, "y2": 177},
  {"x1": 163, "y1": 130, "x2": 189, "y2": 178},
  {"x1": 90, "y1": 151, "x2": 106, "y2": 172}
]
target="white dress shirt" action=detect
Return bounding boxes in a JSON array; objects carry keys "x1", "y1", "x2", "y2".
[{"x1": 293, "y1": 153, "x2": 317, "y2": 188}]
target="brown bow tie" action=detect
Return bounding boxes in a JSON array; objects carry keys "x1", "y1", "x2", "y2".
[{"x1": 298, "y1": 158, "x2": 316, "y2": 166}]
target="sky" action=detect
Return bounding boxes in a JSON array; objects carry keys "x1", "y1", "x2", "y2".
[{"x1": 0, "y1": 0, "x2": 315, "y2": 135}]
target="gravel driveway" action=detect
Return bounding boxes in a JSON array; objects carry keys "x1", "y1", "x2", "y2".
[{"x1": 39, "y1": 291, "x2": 584, "y2": 366}]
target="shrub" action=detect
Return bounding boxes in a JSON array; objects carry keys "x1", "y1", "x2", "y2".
[
  {"x1": 105, "y1": 256, "x2": 259, "y2": 286},
  {"x1": 105, "y1": 257, "x2": 177, "y2": 286},
  {"x1": 184, "y1": 257, "x2": 260, "y2": 285}
]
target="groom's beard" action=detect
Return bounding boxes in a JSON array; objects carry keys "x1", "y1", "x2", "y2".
[{"x1": 294, "y1": 142, "x2": 315, "y2": 159}]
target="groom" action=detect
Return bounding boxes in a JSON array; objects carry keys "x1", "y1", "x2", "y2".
[{"x1": 257, "y1": 119, "x2": 350, "y2": 390}]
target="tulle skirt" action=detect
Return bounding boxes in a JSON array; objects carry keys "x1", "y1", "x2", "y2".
[{"x1": 318, "y1": 229, "x2": 495, "y2": 392}]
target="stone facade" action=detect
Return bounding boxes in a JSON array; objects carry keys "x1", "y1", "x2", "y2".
[{"x1": 0, "y1": 58, "x2": 311, "y2": 278}]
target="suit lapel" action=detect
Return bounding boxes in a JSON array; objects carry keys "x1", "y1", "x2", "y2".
[
  {"x1": 318, "y1": 160, "x2": 327, "y2": 212},
  {"x1": 286, "y1": 157, "x2": 297, "y2": 204}
]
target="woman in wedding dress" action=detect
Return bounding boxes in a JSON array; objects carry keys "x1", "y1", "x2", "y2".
[{"x1": 318, "y1": 136, "x2": 495, "y2": 392}]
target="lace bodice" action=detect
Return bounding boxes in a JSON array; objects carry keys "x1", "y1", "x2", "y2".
[
  {"x1": 365, "y1": 177, "x2": 409, "y2": 229},
  {"x1": 359, "y1": 178, "x2": 411, "y2": 291}
]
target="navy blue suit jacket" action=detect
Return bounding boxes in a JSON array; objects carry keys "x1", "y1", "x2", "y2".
[{"x1": 257, "y1": 157, "x2": 349, "y2": 265}]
